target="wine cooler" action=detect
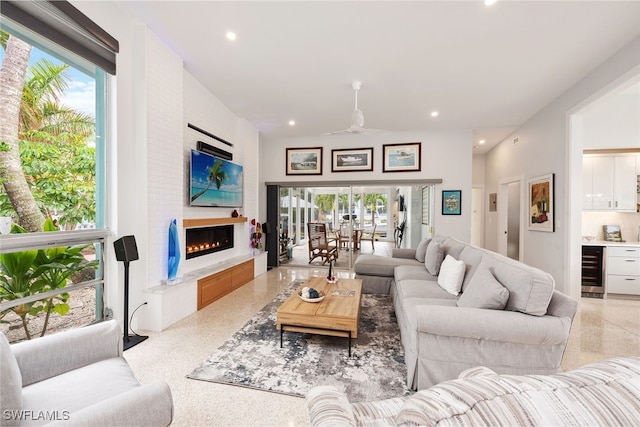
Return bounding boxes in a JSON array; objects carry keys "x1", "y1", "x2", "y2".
[{"x1": 581, "y1": 245, "x2": 605, "y2": 298}]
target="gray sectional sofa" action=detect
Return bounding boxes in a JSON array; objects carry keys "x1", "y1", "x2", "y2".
[{"x1": 354, "y1": 235, "x2": 578, "y2": 390}]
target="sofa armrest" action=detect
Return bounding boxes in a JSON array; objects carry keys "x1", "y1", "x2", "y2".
[
  {"x1": 46, "y1": 381, "x2": 173, "y2": 427},
  {"x1": 416, "y1": 306, "x2": 572, "y2": 346},
  {"x1": 392, "y1": 248, "x2": 417, "y2": 259},
  {"x1": 306, "y1": 386, "x2": 356, "y2": 427},
  {"x1": 12, "y1": 320, "x2": 122, "y2": 386}
]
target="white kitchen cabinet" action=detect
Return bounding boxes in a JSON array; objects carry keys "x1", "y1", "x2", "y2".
[
  {"x1": 613, "y1": 156, "x2": 636, "y2": 210},
  {"x1": 583, "y1": 155, "x2": 636, "y2": 211},
  {"x1": 582, "y1": 156, "x2": 594, "y2": 210},
  {"x1": 590, "y1": 156, "x2": 614, "y2": 210},
  {"x1": 606, "y1": 245, "x2": 640, "y2": 296}
]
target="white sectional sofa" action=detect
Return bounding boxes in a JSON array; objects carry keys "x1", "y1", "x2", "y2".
[{"x1": 354, "y1": 235, "x2": 578, "y2": 390}]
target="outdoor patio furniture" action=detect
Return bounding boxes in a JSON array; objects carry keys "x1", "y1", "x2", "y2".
[
  {"x1": 360, "y1": 223, "x2": 377, "y2": 252},
  {"x1": 338, "y1": 226, "x2": 363, "y2": 251},
  {"x1": 307, "y1": 222, "x2": 339, "y2": 265},
  {"x1": 279, "y1": 229, "x2": 292, "y2": 261}
]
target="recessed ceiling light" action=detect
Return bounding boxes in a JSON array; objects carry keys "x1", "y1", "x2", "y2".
[
  {"x1": 479, "y1": 139, "x2": 486, "y2": 145},
  {"x1": 484, "y1": 0, "x2": 497, "y2": 6},
  {"x1": 226, "y1": 31, "x2": 237, "y2": 41},
  {"x1": 288, "y1": 120, "x2": 296, "y2": 126},
  {"x1": 430, "y1": 111, "x2": 439, "y2": 117}
]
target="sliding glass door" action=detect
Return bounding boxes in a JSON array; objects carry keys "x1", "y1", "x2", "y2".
[{"x1": 267, "y1": 182, "x2": 436, "y2": 270}]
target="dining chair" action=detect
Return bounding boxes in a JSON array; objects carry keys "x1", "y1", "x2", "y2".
[
  {"x1": 307, "y1": 222, "x2": 339, "y2": 265},
  {"x1": 360, "y1": 223, "x2": 377, "y2": 252}
]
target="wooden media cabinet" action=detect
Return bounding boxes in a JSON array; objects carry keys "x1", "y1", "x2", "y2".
[{"x1": 197, "y1": 259, "x2": 254, "y2": 309}]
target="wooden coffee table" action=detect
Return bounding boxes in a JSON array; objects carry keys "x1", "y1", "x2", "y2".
[{"x1": 276, "y1": 277, "x2": 363, "y2": 356}]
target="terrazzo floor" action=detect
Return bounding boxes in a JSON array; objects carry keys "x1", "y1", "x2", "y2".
[{"x1": 123, "y1": 266, "x2": 640, "y2": 427}]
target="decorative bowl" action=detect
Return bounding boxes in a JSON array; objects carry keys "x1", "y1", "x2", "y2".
[
  {"x1": 583, "y1": 235, "x2": 596, "y2": 242},
  {"x1": 298, "y1": 290, "x2": 326, "y2": 303}
]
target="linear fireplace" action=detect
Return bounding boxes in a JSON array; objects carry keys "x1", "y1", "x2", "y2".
[{"x1": 185, "y1": 224, "x2": 234, "y2": 259}]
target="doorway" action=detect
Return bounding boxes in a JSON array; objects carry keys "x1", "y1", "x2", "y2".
[{"x1": 498, "y1": 177, "x2": 523, "y2": 260}]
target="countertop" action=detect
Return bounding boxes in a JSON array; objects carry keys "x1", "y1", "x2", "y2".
[{"x1": 582, "y1": 240, "x2": 640, "y2": 247}]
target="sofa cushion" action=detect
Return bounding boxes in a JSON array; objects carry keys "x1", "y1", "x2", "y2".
[
  {"x1": 457, "y1": 262, "x2": 509, "y2": 309},
  {"x1": 486, "y1": 254, "x2": 555, "y2": 316},
  {"x1": 0, "y1": 333, "x2": 22, "y2": 426},
  {"x1": 424, "y1": 240, "x2": 444, "y2": 275},
  {"x1": 437, "y1": 255, "x2": 466, "y2": 296},
  {"x1": 395, "y1": 279, "x2": 458, "y2": 301},
  {"x1": 433, "y1": 235, "x2": 466, "y2": 259},
  {"x1": 394, "y1": 265, "x2": 433, "y2": 282},
  {"x1": 457, "y1": 246, "x2": 485, "y2": 293},
  {"x1": 414, "y1": 238, "x2": 431, "y2": 262},
  {"x1": 354, "y1": 254, "x2": 422, "y2": 278}
]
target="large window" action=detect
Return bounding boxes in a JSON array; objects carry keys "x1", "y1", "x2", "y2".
[{"x1": 0, "y1": 2, "x2": 115, "y2": 343}]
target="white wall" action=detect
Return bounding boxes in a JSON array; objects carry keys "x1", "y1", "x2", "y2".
[
  {"x1": 472, "y1": 155, "x2": 486, "y2": 187},
  {"x1": 582, "y1": 83, "x2": 640, "y2": 149},
  {"x1": 71, "y1": 1, "x2": 261, "y2": 331},
  {"x1": 485, "y1": 35, "x2": 640, "y2": 299},
  {"x1": 261, "y1": 129, "x2": 473, "y2": 242}
]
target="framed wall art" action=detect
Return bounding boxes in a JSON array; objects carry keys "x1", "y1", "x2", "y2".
[
  {"x1": 382, "y1": 142, "x2": 421, "y2": 172},
  {"x1": 442, "y1": 190, "x2": 461, "y2": 215},
  {"x1": 286, "y1": 147, "x2": 323, "y2": 175},
  {"x1": 528, "y1": 173, "x2": 554, "y2": 232},
  {"x1": 331, "y1": 147, "x2": 374, "y2": 172}
]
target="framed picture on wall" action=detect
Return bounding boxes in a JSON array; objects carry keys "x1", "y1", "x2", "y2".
[
  {"x1": 286, "y1": 147, "x2": 323, "y2": 175},
  {"x1": 382, "y1": 142, "x2": 421, "y2": 172},
  {"x1": 331, "y1": 147, "x2": 374, "y2": 172},
  {"x1": 442, "y1": 190, "x2": 461, "y2": 215},
  {"x1": 528, "y1": 173, "x2": 554, "y2": 232}
]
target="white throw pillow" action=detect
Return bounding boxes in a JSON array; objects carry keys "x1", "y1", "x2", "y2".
[{"x1": 437, "y1": 255, "x2": 466, "y2": 296}]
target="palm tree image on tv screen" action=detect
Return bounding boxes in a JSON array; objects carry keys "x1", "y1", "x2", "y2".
[{"x1": 190, "y1": 149, "x2": 243, "y2": 207}]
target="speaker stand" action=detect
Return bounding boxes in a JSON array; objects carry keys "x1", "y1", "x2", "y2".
[
  {"x1": 124, "y1": 334, "x2": 148, "y2": 350},
  {"x1": 122, "y1": 261, "x2": 148, "y2": 351}
]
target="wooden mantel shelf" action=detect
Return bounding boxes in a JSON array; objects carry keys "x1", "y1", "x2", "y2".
[{"x1": 183, "y1": 217, "x2": 248, "y2": 228}]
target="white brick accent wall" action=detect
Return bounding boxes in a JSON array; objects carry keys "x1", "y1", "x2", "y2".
[{"x1": 146, "y1": 30, "x2": 184, "y2": 286}]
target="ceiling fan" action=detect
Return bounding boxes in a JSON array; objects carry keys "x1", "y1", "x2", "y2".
[{"x1": 322, "y1": 81, "x2": 388, "y2": 135}]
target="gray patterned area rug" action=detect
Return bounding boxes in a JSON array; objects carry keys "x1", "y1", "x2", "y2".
[{"x1": 187, "y1": 279, "x2": 413, "y2": 402}]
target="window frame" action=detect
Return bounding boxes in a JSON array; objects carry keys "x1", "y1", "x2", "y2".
[{"x1": 0, "y1": 1, "x2": 115, "y2": 322}]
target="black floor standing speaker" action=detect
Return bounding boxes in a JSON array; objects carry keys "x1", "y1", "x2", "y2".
[{"x1": 113, "y1": 235, "x2": 148, "y2": 350}]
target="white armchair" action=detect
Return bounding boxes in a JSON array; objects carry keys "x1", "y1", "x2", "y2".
[{"x1": 1, "y1": 320, "x2": 173, "y2": 426}]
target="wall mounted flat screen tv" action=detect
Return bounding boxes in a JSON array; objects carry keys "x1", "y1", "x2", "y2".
[{"x1": 190, "y1": 149, "x2": 243, "y2": 207}]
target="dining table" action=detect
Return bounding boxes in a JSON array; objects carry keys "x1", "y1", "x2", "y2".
[{"x1": 338, "y1": 228, "x2": 364, "y2": 251}]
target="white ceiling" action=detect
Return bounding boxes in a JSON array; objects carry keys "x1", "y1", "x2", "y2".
[{"x1": 121, "y1": 1, "x2": 640, "y2": 154}]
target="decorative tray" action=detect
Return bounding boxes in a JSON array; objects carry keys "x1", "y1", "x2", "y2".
[{"x1": 298, "y1": 290, "x2": 326, "y2": 303}]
